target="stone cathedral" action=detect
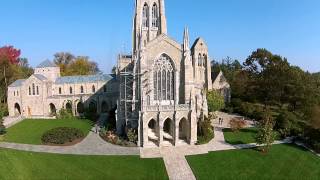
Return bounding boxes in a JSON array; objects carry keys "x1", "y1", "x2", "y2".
[
  {"x1": 7, "y1": 0, "x2": 223, "y2": 148},
  {"x1": 117, "y1": 0, "x2": 213, "y2": 147}
]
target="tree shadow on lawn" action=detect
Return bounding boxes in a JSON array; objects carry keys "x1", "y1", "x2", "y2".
[
  {"x1": 223, "y1": 128, "x2": 258, "y2": 144},
  {"x1": 251, "y1": 143, "x2": 311, "y2": 154}
]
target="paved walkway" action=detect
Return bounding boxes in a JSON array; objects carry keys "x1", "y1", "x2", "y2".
[{"x1": 0, "y1": 129, "x2": 139, "y2": 156}]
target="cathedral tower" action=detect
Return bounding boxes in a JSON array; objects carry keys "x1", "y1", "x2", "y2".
[{"x1": 133, "y1": 0, "x2": 167, "y2": 53}]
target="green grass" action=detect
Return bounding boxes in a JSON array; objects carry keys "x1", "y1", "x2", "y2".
[
  {"x1": 223, "y1": 127, "x2": 280, "y2": 145},
  {"x1": 187, "y1": 144, "x2": 320, "y2": 180},
  {"x1": 223, "y1": 128, "x2": 259, "y2": 144},
  {"x1": 0, "y1": 148, "x2": 168, "y2": 180},
  {"x1": 4, "y1": 118, "x2": 93, "y2": 145}
]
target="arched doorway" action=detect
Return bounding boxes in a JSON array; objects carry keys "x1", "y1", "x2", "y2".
[
  {"x1": 65, "y1": 102, "x2": 72, "y2": 113},
  {"x1": 49, "y1": 103, "x2": 56, "y2": 116},
  {"x1": 163, "y1": 118, "x2": 174, "y2": 145},
  {"x1": 89, "y1": 101, "x2": 97, "y2": 114},
  {"x1": 101, "y1": 101, "x2": 108, "y2": 113},
  {"x1": 148, "y1": 119, "x2": 159, "y2": 146},
  {"x1": 77, "y1": 102, "x2": 85, "y2": 115},
  {"x1": 179, "y1": 118, "x2": 189, "y2": 143},
  {"x1": 14, "y1": 103, "x2": 21, "y2": 116}
]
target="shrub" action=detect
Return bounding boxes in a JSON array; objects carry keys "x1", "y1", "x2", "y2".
[
  {"x1": 0, "y1": 117, "x2": 6, "y2": 135},
  {"x1": 207, "y1": 90, "x2": 225, "y2": 112},
  {"x1": 127, "y1": 128, "x2": 138, "y2": 144},
  {"x1": 197, "y1": 116, "x2": 214, "y2": 144},
  {"x1": 57, "y1": 108, "x2": 73, "y2": 119},
  {"x1": 0, "y1": 104, "x2": 8, "y2": 118},
  {"x1": 275, "y1": 110, "x2": 302, "y2": 137},
  {"x1": 229, "y1": 118, "x2": 246, "y2": 132},
  {"x1": 41, "y1": 127, "x2": 84, "y2": 145}
]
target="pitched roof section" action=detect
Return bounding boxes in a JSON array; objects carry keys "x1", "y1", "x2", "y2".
[
  {"x1": 9, "y1": 79, "x2": 25, "y2": 87},
  {"x1": 55, "y1": 74, "x2": 114, "y2": 84},
  {"x1": 36, "y1": 60, "x2": 58, "y2": 68},
  {"x1": 33, "y1": 74, "x2": 48, "y2": 81}
]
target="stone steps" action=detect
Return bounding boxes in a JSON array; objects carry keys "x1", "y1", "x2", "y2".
[{"x1": 3, "y1": 116, "x2": 24, "y2": 128}]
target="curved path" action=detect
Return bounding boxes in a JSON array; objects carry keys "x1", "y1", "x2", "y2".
[{"x1": 0, "y1": 129, "x2": 139, "y2": 156}]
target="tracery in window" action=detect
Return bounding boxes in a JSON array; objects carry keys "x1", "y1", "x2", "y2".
[
  {"x1": 153, "y1": 54, "x2": 174, "y2": 101},
  {"x1": 152, "y1": 3, "x2": 158, "y2": 27},
  {"x1": 142, "y1": 3, "x2": 149, "y2": 28}
]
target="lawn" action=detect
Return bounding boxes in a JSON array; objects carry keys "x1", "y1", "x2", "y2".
[
  {"x1": 4, "y1": 118, "x2": 93, "y2": 145},
  {"x1": 223, "y1": 128, "x2": 258, "y2": 144},
  {"x1": 223, "y1": 128, "x2": 280, "y2": 145},
  {"x1": 0, "y1": 148, "x2": 168, "y2": 180},
  {"x1": 187, "y1": 144, "x2": 320, "y2": 180}
]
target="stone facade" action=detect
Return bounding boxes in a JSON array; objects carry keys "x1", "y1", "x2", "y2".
[
  {"x1": 7, "y1": 0, "x2": 229, "y2": 148},
  {"x1": 212, "y1": 71, "x2": 231, "y2": 103},
  {"x1": 8, "y1": 60, "x2": 118, "y2": 118},
  {"x1": 117, "y1": 0, "x2": 214, "y2": 147}
]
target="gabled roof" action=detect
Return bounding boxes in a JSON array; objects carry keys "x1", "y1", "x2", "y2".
[
  {"x1": 36, "y1": 60, "x2": 57, "y2": 68},
  {"x1": 55, "y1": 74, "x2": 114, "y2": 84},
  {"x1": 146, "y1": 34, "x2": 182, "y2": 51},
  {"x1": 191, "y1": 37, "x2": 207, "y2": 51},
  {"x1": 33, "y1": 74, "x2": 48, "y2": 81},
  {"x1": 8, "y1": 79, "x2": 25, "y2": 87}
]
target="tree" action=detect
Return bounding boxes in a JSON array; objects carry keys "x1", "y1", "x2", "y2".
[
  {"x1": 64, "y1": 56, "x2": 100, "y2": 76},
  {"x1": 207, "y1": 90, "x2": 225, "y2": 112},
  {"x1": 53, "y1": 52, "x2": 75, "y2": 65},
  {"x1": 256, "y1": 110, "x2": 276, "y2": 153}
]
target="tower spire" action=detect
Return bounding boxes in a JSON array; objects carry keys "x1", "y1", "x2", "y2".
[{"x1": 183, "y1": 27, "x2": 190, "y2": 52}]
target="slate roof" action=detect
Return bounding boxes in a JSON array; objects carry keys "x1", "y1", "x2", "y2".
[
  {"x1": 36, "y1": 60, "x2": 57, "y2": 68},
  {"x1": 33, "y1": 74, "x2": 48, "y2": 81},
  {"x1": 55, "y1": 74, "x2": 114, "y2": 84},
  {"x1": 8, "y1": 79, "x2": 25, "y2": 87}
]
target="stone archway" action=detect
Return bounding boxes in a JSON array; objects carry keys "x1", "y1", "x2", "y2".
[
  {"x1": 148, "y1": 119, "x2": 159, "y2": 146},
  {"x1": 179, "y1": 118, "x2": 190, "y2": 143},
  {"x1": 163, "y1": 118, "x2": 174, "y2": 145},
  {"x1": 76, "y1": 102, "x2": 85, "y2": 115},
  {"x1": 14, "y1": 103, "x2": 21, "y2": 116},
  {"x1": 65, "y1": 102, "x2": 72, "y2": 113},
  {"x1": 49, "y1": 103, "x2": 56, "y2": 116},
  {"x1": 89, "y1": 101, "x2": 97, "y2": 114},
  {"x1": 101, "y1": 101, "x2": 109, "y2": 113}
]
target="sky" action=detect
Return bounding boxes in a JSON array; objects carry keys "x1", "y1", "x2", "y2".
[{"x1": 0, "y1": 0, "x2": 319, "y2": 73}]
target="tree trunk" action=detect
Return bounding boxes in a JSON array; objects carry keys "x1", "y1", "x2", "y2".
[{"x1": 3, "y1": 66, "x2": 7, "y2": 104}]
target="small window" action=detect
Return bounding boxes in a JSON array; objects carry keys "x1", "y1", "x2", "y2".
[
  {"x1": 36, "y1": 86, "x2": 39, "y2": 95},
  {"x1": 29, "y1": 87, "x2": 31, "y2": 95},
  {"x1": 14, "y1": 91, "x2": 15, "y2": 96},
  {"x1": 70, "y1": 87, "x2": 73, "y2": 94},
  {"x1": 103, "y1": 85, "x2": 107, "y2": 93},
  {"x1": 17, "y1": 91, "x2": 19, "y2": 96},
  {"x1": 32, "y1": 83, "x2": 35, "y2": 95},
  {"x1": 59, "y1": 87, "x2": 62, "y2": 95},
  {"x1": 80, "y1": 86, "x2": 84, "y2": 94},
  {"x1": 92, "y1": 85, "x2": 96, "y2": 93}
]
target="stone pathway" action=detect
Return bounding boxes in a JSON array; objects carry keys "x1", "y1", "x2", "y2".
[
  {"x1": 162, "y1": 148, "x2": 196, "y2": 180},
  {"x1": 0, "y1": 129, "x2": 139, "y2": 156}
]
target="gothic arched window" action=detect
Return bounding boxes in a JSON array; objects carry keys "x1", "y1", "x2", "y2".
[
  {"x1": 198, "y1": 53, "x2": 202, "y2": 66},
  {"x1": 32, "y1": 83, "x2": 35, "y2": 95},
  {"x1": 203, "y1": 54, "x2": 207, "y2": 66},
  {"x1": 59, "y1": 87, "x2": 62, "y2": 95},
  {"x1": 80, "y1": 86, "x2": 84, "y2": 94},
  {"x1": 92, "y1": 85, "x2": 96, "y2": 93},
  {"x1": 36, "y1": 86, "x2": 39, "y2": 95},
  {"x1": 69, "y1": 87, "x2": 73, "y2": 94},
  {"x1": 142, "y1": 3, "x2": 149, "y2": 28},
  {"x1": 153, "y1": 54, "x2": 174, "y2": 101},
  {"x1": 29, "y1": 87, "x2": 31, "y2": 95},
  {"x1": 152, "y1": 3, "x2": 158, "y2": 27}
]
